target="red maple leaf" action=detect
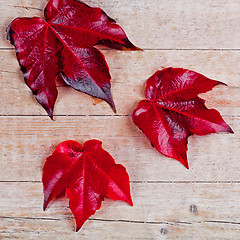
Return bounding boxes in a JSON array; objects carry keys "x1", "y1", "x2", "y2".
[
  {"x1": 42, "y1": 140, "x2": 133, "y2": 231},
  {"x1": 132, "y1": 68, "x2": 233, "y2": 169},
  {"x1": 7, "y1": 0, "x2": 139, "y2": 119}
]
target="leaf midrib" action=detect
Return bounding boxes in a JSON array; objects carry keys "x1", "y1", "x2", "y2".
[
  {"x1": 85, "y1": 151, "x2": 129, "y2": 201},
  {"x1": 153, "y1": 100, "x2": 222, "y2": 126},
  {"x1": 51, "y1": 23, "x2": 122, "y2": 44},
  {"x1": 152, "y1": 83, "x2": 217, "y2": 102},
  {"x1": 48, "y1": 25, "x2": 106, "y2": 95}
]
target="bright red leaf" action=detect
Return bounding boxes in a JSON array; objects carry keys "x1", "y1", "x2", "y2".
[
  {"x1": 7, "y1": 0, "x2": 139, "y2": 119},
  {"x1": 43, "y1": 140, "x2": 133, "y2": 231},
  {"x1": 132, "y1": 68, "x2": 233, "y2": 169}
]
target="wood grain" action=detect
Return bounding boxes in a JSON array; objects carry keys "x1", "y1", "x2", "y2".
[
  {"x1": 1, "y1": 182, "x2": 240, "y2": 239},
  {"x1": 1, "y1": 217, "x2": 240, "y2": 240},
  {"x1": 0, "y1": 116, "x2": 238, "y2": 182},
  {"x1": 1, "y1": 0, "x2": 240, "y2": 49},
  {"x1": 2, "y1": 182, "x2": 240, "y2": 221},
  {"x1": 1, "y1": 50, "x2": 239, "y2": 116},
  {"x1": 1, "y1": 0, "x2": 240, "y2": 239}
]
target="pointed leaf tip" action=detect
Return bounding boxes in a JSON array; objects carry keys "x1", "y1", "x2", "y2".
[
  {"x1": 122, "y1": 45, "x2": 143, "y2": 51},
  {"x1": 44, "y1": 106, "x2": 54, "y2": 120},
  {"x1": 134, "y1": 46, "x2": 143, "y2": 51},
  {"x1": 227, "y1": 126, "x2": 234, "y2": 134},
  {"x1": 43, "y1": 202, "x2": 47, "y2": 211},
  {"x1": 216, "y1": 81, "x2": 228, "y2": 87},
  {"x1": 112, "y1": 104, "x2": 117, "y2": 113},
  {"x1": 48, "y1": 112, "x2": 54, "y2": 120},
  {"x1": 182, "y1": 160, "x2": 189, "y2": 169},
  {"x1": 107, "y1": 97, "x2": 116, "y2": 113},
  {"x1": 129, "y1": 199, "x2": 134, "y2": 207}
]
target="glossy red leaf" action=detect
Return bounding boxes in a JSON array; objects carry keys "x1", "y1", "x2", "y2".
[
  {"x1": 45, "y1": 0, "x2": 140, "y2": 50},
  {"x1": 43, "y1": 140, "x2": 133, "y2": 231},
  {"x1": 7, "y1": 0, "x2": 139, "y2": 118},
  {"x1": 132, "y1": 68, "x2": 233, "y2": 169}
]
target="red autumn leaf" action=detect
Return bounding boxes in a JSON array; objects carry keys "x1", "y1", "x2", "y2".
[
  {"x1": 7, "y1": 0, "x2": 139, "y2": 119},
  {"x1": 132, "y1": 68, "x2": 233, "y2": 169},
  {"x1": 42, "y1": 139, "x2": 133, "y2": 231}
]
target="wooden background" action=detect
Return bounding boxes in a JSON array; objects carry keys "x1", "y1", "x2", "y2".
[{"x1": 0, "y1": 0, "x2": 239, "y2": 239}]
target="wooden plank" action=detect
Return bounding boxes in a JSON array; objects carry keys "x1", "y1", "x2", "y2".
[
  {"x1": 1, "y1": 218, "x2": 240, "y2": 240},
  {"x1": 1, "y1": 0, "x2": 240, "y2": 239},
  {"x1": 1, "y1": 182, "x2": 240, "y2": 239},
  {"x1": 1, "y1": 50, "x2": 239, "y2": 116},
  {"x1": 1, "y1": 0, "x2": 240, "y2": 49},
  {"x1": 0, "y1": 116, "x2": 238, "y2": 181}
]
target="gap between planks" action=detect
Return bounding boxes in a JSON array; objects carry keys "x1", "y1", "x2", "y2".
[
  {"x1": 0, "y1": 114, "x2": 238, "y2": 117},
  {"x1": 1, "y1": 216, "x2": 240, "y2": 226},
  {"x1": 1, "y1": 180, "x2": 240, "y2": 184},
  {"x1": 1, "y1": 48, "x2": 240, "y2": 51}
]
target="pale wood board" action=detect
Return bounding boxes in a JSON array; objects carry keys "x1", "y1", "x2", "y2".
[
  {"x1": 1, "y1": 50, "x2": 240, "y2": 116},
  {"x1": 0, "y1": 0, "x2": 240, "y2": 239},
  {"x1": 1, "y1": 183, "x2": 240, "y2": 240},
  {"x1": 1, "y1": 0, "x2": 240, "y2": 49},
  {"x1": 0, "y1": 116, "x2": 238, "y2": 182}
]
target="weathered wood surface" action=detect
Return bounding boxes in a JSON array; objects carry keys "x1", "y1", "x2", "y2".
[
  {"x1": 0, "y1": 0, "x2": 240, "y2": 239},
  {"x1": 0, "y1": 116, "x2": 238, "y2": 182},
  {"x1": 1, "y1": 0, "x2": 240, "y2": 49},
  {"x1": 1, "y1": 183, "x2": 240, "y2": 239},
  {"x1": 1, "y1": 50, "x2": 239, "y2": 116}
]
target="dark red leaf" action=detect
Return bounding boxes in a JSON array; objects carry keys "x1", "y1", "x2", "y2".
[
  {"x1": 60, "y1": 47, "x2": 115, "y2": 112},
  {"x1": 45, "y1": 0, "x2": 140, "y2": 50},
  {"x1": 132, "y1": 68, "x2": 233, "y2": 169},
  {"x1": 7, "y1": 0, "x2": 139, "y2": 118},
  {"x1": 6, "y1": 18, "x2": 60, "y2": 119},
  {"x1": 43, "y1": 140, "x2": 132, "y2": 231}
]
